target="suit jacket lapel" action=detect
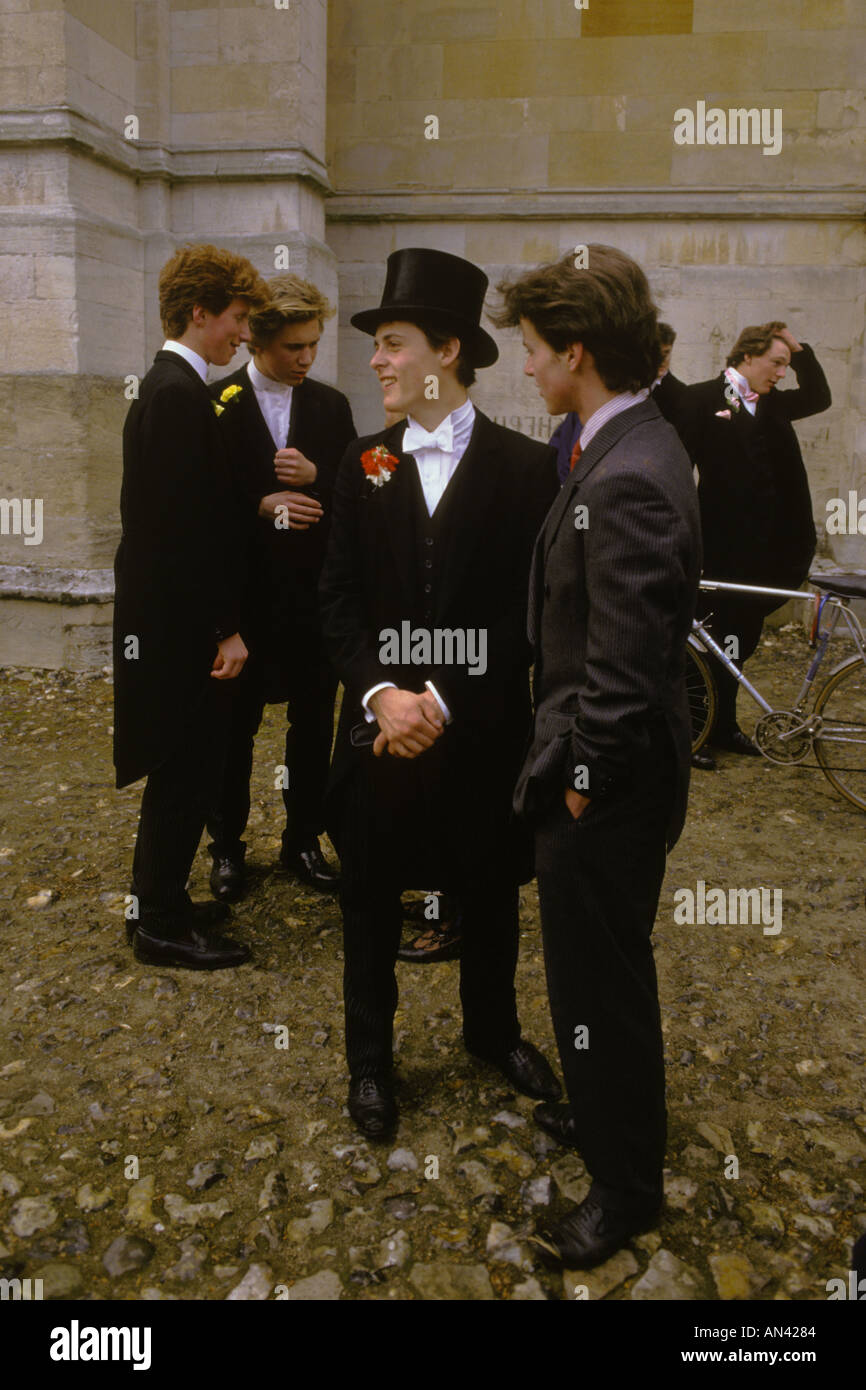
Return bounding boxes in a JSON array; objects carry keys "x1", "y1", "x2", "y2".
[
  {"x1": 732, "y1": 392, "x2": 758, "y2": 455},
  {"x1": 368, "y1": 419, "x2": 420, "y2": 602},
  {"x1": 231, "y1": 367, "x2": 285, "y2": 486},
  {"x1": 247, "y1": 385, "x2": 280, "y2": 466},
  {"x1": 155, "y1": 354, "x2": 223, "y2": 460},
  {"x1": 527, "y1": 525, "x2": 546, "y2": 647},
  {"x1": 285, "y1": 383, "x2": 300, "y2": 449},
  {"x1": 541, "y1": 397, "x2": 662, "y2": 562},
  {"x1": 541, "y1": 469, "x2": 580, "y2": 564},
  {"x1": 714, "y1": 373, "x2": 756, "y2": 447},
  {"x1": 428, "y1": 410, "x2": 499, "y2": 611}
]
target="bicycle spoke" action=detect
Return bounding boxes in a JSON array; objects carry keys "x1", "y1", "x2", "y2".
[
  {"x1": 813, "y1": 657, "x2": 866, "y2": 812},
  {"x1": 685, "y1": 645, "x2": 715, "y2": 752}
]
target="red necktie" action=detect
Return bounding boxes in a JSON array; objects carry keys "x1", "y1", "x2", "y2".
[{"x1": 569, "y1": 438, "x2": 583, "y2": 473}]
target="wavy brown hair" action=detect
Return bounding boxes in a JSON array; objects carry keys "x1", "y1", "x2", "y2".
[
  {"x1": 249, "y1": 274, "x2": 336, "y2": 349},
  {"x1": 727, "y1": 321, "x2": 788, "y2": 368},
  {"x1": 492, "y1": 245, "x2": 661, "y2": 392},
  {"x1": 159, "y1": 244, "x2": 269, "y2": 339}
]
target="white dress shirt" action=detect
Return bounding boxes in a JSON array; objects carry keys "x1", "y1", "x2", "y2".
[
  {"x1": 247, "y1": 358, "x2": 294, "y2": 447},
  {"x1": 362, "y1": 397, "x2": 477, "y2": 725},
  {"x1": 724, "y1": 365, "x2": 757, "y2": 416},
  {"x1": 161, "y1": 339, "x2": 208, "y2": 384},
  {"x1": 578, "y1": 388, "x2": 650, "y2": 451},
  {"x1": 403, "y1": 396, "x2": 476, "y2": 515}
]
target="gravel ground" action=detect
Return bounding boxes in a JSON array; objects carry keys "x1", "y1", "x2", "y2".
[{"x1": 1, "y1": 628, "x2": 864, "y2": 1302}]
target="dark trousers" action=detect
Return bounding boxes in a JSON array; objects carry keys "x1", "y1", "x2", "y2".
[
  {"x1": 697, "y1": 594, "x2": 772, "y2": 738},
  {"x1": 534, "y1": 731, "x2": 676, "y2": 1214},
  {"x1": 207, "y1": 651, "x2": 338, "y2": 857},
  {"x1": 337, "y1": 767, "x2": 521, "y2": 1078},
  {"x1": 132, "y1": 681, "x2": 233, "y2": 918}
]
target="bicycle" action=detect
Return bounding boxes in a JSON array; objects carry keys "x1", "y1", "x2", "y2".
[{"x1": 686, "y1": 574, "x2": 866, "y2": 812}]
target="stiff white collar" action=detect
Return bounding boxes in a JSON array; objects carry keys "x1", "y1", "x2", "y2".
[
  {"x1": 162, "y1": 339, "x2": 208, "y2": 383},
  {"x1": 247, "y1": 358, "x2": 292, "y2": 396},
  {"x1": 403, "y1": 397, "x2": 474, "y2": 455}
]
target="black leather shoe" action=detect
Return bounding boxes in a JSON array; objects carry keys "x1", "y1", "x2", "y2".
[
  {"x1": 126, "y1": 899, "x2": 229, "y2": 944},
  {"x1": 397, "y1": 912, "x2": 463, "y2": 963},
  {"x1": 712, "y1": 728, "x2": 761, "y2": 757},
  {"x1": 533, "y1": 1101, "x2": 582, "y2": 1150},
  {"x1": 472, "y1": 1040, "x2": 562, "y2": 1102},
  {"x1": 691, "y1": 749, "x2": 717, "y2": 771},
  {"x1": 347, "y1": 1077, "x2": 397, "y2": 1139},
  {"x1": 531, "y1": 1197, "x2": 659, "y2": 1270},
  {"x1": 280, "y1": 840, "x2": 341, "y2": 892},
  {"x1": 210, "y1": 854, "x2": 246, "y2": 902},
  {"x1": 132, "y1": 919, "x2": 250, "y2": 971}
]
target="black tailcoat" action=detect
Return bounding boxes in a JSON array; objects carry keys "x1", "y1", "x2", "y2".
[
  {"x1": 212, "y1": 366, "x2": 357, "y2": 701},
  {"x1": 319, "y1": 410, "x2": 560, "y2": 887},
  {"x1": 675, "y1": 345, "x2": 830, "y2": 593},
  {"x1": 651, "y1": 370, "x2": 689, "y2": 423},
  {"x1": 113, "y1": 352, "x2": 242, "y2": 789}
]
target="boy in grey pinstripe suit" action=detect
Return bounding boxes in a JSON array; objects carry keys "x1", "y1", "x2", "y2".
[{"x1": 495, "y1": 247, "x2": 702, "y2": 1269}]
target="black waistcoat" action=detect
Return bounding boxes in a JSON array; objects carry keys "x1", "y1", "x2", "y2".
[{"x1": 411, "y1": 460, "x2": 465, "y2": 627}]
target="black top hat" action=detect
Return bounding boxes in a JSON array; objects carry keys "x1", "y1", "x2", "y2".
[{"x1": 351, "y1": 248, "x2": 499, "y2": 368}]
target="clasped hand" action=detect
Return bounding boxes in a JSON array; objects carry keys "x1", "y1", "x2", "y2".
[
  {"x1": 258, "y1": 490, "x2": 323, "y2": 529},
  {"x1": 273, "y1": 447, "x2": 317, "y2": 486},
  {"x1": 369, "y1": 687, "x2": 444, "y2": 759}
]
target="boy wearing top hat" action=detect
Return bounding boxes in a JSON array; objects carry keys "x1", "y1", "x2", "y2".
[{"x1": 319, "y1": 248, "x2": 561, "y2": 1137}]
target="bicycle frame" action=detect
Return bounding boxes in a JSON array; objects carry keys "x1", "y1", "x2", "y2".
[{"x1": 690, "y1": 578, "x2": 866, "y2": 718}]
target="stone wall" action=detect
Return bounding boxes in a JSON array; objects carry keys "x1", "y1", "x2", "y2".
[
  {"x1": 326, "y1": 0, "x2": 866, "y2": 572},
  {"x1": 0, "y1": 0, "x2": 334, "y2": 668}
]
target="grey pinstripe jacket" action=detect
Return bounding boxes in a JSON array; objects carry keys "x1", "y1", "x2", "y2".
[{"x1": 513, "y1": 396, "x2": 702, "y2": 849}]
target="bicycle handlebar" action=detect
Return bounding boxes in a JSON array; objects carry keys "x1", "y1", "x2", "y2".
[{"x1": 700, "y1": 579, "x2": 820, "y2": 603}]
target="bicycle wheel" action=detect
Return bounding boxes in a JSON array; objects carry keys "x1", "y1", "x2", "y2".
[
  {"x1": 685, "y1": 640, "x2": 716, "y2": 753},
  {"x1": 813, "y1": 655, "x2": 866, "y2": 812}
]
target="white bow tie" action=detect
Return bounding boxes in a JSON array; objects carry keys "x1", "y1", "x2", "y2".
[{"x1": 403, "y1": 418, "x2": 454, "y2": 455}]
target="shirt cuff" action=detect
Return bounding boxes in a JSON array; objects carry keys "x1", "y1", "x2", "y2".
[
  {"x1": 425, "y1": 680, "x2": 453, "y2": 724},
  {"x1": 362, "y1": 681, "x2": 396, "y2": 722}
]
